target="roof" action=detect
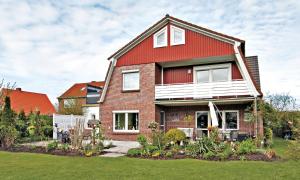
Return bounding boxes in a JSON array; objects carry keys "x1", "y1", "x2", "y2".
[
  {"x1": 245, "y1": 56, "x2": 261, "y2": 91},
  {"x1": 108, "y1": 14, "x2": 244, "y2": 60},
  {"x1": 58, "y1": 81, "x2": 105, "y2": 99},
  {"x1": 0, "y1": 88, "x2": 56, "y2": 115}
]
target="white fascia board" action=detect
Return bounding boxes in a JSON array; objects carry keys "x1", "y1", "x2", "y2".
[
  {"x1": 99, "y1": 58, "x2": 116, "y2": 103},
  {"x1": 233, "y1": 42, "x2": 259, "y2": 97}
]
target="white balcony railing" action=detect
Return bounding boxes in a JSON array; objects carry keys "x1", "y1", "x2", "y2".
[{"x1": 155, "y1": 80, "x2": 252, "y2": 99}]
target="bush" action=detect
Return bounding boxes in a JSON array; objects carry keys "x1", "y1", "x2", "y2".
[
  {"x1": 147, "y1": 145, "x2": 159, "y2": 153},
  {"x1": 127, "y1": 148, "x2": 142, "y2": 156},
  {"x1": 265, "y1": 149, "x2": 276, "y2": 159},
  {"x1": 165, "y1": 129, "x2": 186, "y2": 144},
  {"x1": 137, "y1": 135, "x2": 148, "y2": 148},
  {"x1": 42, "y1": 125, "x2": 53, "y2": 138},
  {"x1": 166, "y1": 151, "x2": 173, "y2": 158},
  {"x1": 203, "y1": 151, "x2": 215, "y2": 159},
  {"x1": 264, "y1": 128, "x2": 273, "y2": 147},
  {"x1": 60, "y1": 143, "x2": 69, "y2": 152},
  {"x1": 47, "y1": 141, "x2": 58, "y2": 151},
  {"x1": 152, "y1": 150, "x2": 162, "y2": 157},
  {"x1": 237, "y1": 139, "x2": 256, "y2": 154},
  {"x1": 0, "y1": 125, "x2": 18, "y2": 148},
  {"x1": 286, "y1": 141, "x2": 300, "y2": 160},
  {"x1": 83, "y1": 144, "x2": 93, "y2": 157}
]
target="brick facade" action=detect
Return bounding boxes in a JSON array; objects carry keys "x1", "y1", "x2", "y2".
[{"x1": 100, "y1": 63, "x2": 157, "y2": 141}]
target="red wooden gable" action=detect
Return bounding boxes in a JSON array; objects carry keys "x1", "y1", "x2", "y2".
[{"x1": 116, "y1": 23, "x2": 235, "y2": 67}]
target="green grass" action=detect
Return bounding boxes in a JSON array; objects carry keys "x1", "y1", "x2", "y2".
[{"x1": 0, "y1": 138, "x2": 299, "y2": 180}]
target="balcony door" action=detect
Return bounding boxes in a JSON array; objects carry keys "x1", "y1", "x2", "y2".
[{"x1": 195, "y1": 111, "x2": 210, "y2": 136}]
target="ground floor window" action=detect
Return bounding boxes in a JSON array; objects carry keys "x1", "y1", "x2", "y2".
[
  {"x1": 195, "y1": 110, "x2": 239, "y2": 131},
  {"x1": 113, "y1": 111, "x2": 139, "y2": 132}
]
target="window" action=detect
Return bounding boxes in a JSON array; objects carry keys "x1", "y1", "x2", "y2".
[
  {"x1": 113, "y1": 111, "x2": 139, "y2": 132},
  {"x1": 196, "y1": 110, "x2": 239, "y2": 131},
  {"x1": 225, "y1": 111, "x2": 238, "y2": 130},
  {"x1": 196, "y1": 70, "x2": 209, "y2": 83},
  {"x1": 170, "y1": 25, "x2": 185, "y2": 45},
  {"x1": 122, "y1": 70, "x2": 139, "y2": 91},
  {"x1": 154, "y1": 26, "x2": 167, "y2": 48},
  {"x1": 194, "y1": 64, "x2": 231, "y2": 83},
  {"x1": 63, "y1": 99, "x2": 75, "y2": 108},
  {"x1": 196, "y1": 112, "x2": 209, "y2": 129}
]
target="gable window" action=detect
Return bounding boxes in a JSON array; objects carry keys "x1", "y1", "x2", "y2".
[
  {"x1": 122, "y1": 70, "x2": 139, "y2": 91},
  {"x1": 170, "y1": 25, "x2": 185, "y2": 45},
  {"x1": 194, "y1": 64, "x2": 231, "y2": 83},
  {"x1": 154, "y1": 26, "x2": 167, "y2": 48},
  {"x1": 113, "y1": 111, "x2": 139, "y2": 132}
]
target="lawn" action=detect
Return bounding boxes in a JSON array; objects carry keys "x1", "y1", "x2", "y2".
[{"x1": 0, "y1": 138, "x2": 299, "y2": 180}]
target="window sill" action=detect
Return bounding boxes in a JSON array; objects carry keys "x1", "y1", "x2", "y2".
[
  {"x1": 112, "y1": 131, "x2": 140, "y2": 135},
  {"x1": 122, "y1": 89, "x2": 140, "y2": 93}
]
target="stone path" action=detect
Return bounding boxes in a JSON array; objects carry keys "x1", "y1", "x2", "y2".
[
  {"x1": 21, "y1": 140, "x2": 52, "y2": 147},
  {"x1": 100, "y1": 140, "x2": 140, "y2": 157}
]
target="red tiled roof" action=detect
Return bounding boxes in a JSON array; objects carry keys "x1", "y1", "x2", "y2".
[
  {"x1": 1, "y1": 88, "x2": 56, "y2": 115},
  {"x1": 58, "y1": 81, "x2": 105, "y2": 99}
]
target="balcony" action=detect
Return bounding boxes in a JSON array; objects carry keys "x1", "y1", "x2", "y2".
[{"x1": 155, "y1": 80, "x2": 252, "y2": 100}]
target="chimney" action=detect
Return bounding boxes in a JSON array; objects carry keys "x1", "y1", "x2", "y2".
[{"x1": 16, "y1": 88, "x2": 22, "y2": 91}]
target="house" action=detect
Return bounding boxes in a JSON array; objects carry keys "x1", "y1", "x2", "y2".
[
  {"x1": 58, "y1": 81, "x2": 105, "y2": 120},
  {"x1": 99, "y1": 15, "x2": 263, "y2": 141},
  {"x1": 0, "y1": 88, "x2": 55, "y2": 115}
]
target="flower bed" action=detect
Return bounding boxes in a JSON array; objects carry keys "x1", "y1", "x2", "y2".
[
  {"x1": 127, "y1": 124, "x2": 280, "y2": 162},
  {"x1": 0, "y1": 144, "x2": 105, "y2": 157}
]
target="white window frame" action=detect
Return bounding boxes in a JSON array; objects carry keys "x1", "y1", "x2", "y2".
[
  {"x1": 195, "y1": 110, "x2": 239, "y2": 131},
  {"x1": 193, "y1": 63, "x2": 232, "y2": 83},
  {"x1": 122, "y1": 69, "x2": 140, "y2": 91},
  {"x1": 170, "y1": 25, "x2": 185, "y2": 46},
  {"x1": 112, "y1": 110, "x2": 139, "y2": 133},
  {"x1": 153, "y1": 26, "x2": 168, "y2": 48}
]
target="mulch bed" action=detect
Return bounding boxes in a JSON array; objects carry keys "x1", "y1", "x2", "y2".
[
  {"x1": 127, "y1": 153, "x2": 280, "y2": 161},
  {"x1": 0, "y1": 145, "x2": 105, "y2": 157}
]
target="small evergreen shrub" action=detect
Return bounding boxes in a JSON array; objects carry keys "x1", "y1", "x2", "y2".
[
  {"x1": 165, "y1": 129, "x2": 186, "y2": 144},
  {"x1": 47, "y1": 141, "x2": 58, "y2": 151},
  {"x1": 127, "y1": 148, "x2": 141, "y2": 157},
  {"x1": 137, "y1": 135, "x2": 148, "y2": 147},
  {"x1": 237, "y1": 139, "x2": 256, "y2": 154}
]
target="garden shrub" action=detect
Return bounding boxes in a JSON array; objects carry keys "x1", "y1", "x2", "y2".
[
  {"x1": 127, "y1": 148, "x2": 141, "y2": 157},
  {"x1": 147, "y1": 145, "x2": 159, "y2": 153},
  {"x1": 152, "y1": 150, "x2": 162, "y2": 157},
  {"x1": 264, "y1": 127, "x2": 273, "y2": 147},
  {"x1": 83, "y1": 144, "x2": 93, "y2": 157},
  {"x1": 203, "y1": 151, "x2": 215, "y2": 159},
  {"x1": 0, "y1": 125, "x2": 18, "y2": 148},
  {"x1": 166, "y1": 151, "x2": 173, "y2": 158},
  {"x1": 60, "y1": 143, "x2": 69, "y2": 152},
  {"x1": 237, "y1": 139, "x2": 256, "y2": 154},
  {"x1": 265, "y1": 149, "x2": 276, "y2": 159},
  {"x1": 47, "y1": 141, "x2": 58, "y2": 151},
  {"x1": 137, "y1": 134, "x2": 148, "y2": 148},
  {"x1": 165, "y1": 129, "x2": 186, "y2": 144}
]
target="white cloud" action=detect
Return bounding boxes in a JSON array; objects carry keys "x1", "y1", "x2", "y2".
[{"x1": 0, "y1": 0, "x2": 300, "y2": 105}]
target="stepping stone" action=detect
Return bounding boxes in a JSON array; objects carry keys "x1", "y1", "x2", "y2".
[{"x1": 100, "y1": 153, "x2": 125, "y2": 157}]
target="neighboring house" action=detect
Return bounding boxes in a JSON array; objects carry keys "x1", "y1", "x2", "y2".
[
  {"x1": 100, "y1": 15, "x2": 263, "y2": 141},
  {"x1": 58, "y1": 81, "x2": 104, "y2": 120},
  {"x1": 0, "y1": 88, "x2": 55, "y2": 115}
]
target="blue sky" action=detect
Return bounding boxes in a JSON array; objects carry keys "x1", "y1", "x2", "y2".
[{"x1": 0, "y1": 0, "x2": 300, "y2": 105}]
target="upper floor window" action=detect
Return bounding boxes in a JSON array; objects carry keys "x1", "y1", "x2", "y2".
[
  {"x1": 122, "y1": 69, "x2": 140, "y2": 91},
  {"x1": 154, "y1": 26, "x2": 167, "y2": 48},
  {"x1": 170, "y1": 25, "x2": 185, "y2": 45},
  {"x1": 194, "y1": 64, "x2": 231, "y2": 83}
]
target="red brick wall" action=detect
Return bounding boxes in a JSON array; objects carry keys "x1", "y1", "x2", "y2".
[{"x1": 100, "y1": 63, "x2": 156, "y2": 141}]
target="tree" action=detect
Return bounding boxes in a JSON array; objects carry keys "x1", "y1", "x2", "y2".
[
  {"x1": 59, "y1": 99, "x2": 83, "y2": 115},
  {"x1": 1, "y1": 97, "x2": 16, "y2": 126}
]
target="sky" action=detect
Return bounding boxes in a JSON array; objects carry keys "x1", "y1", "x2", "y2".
[{"x1": 0, "y1": 0, "x2": 300, "y2": 105}]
